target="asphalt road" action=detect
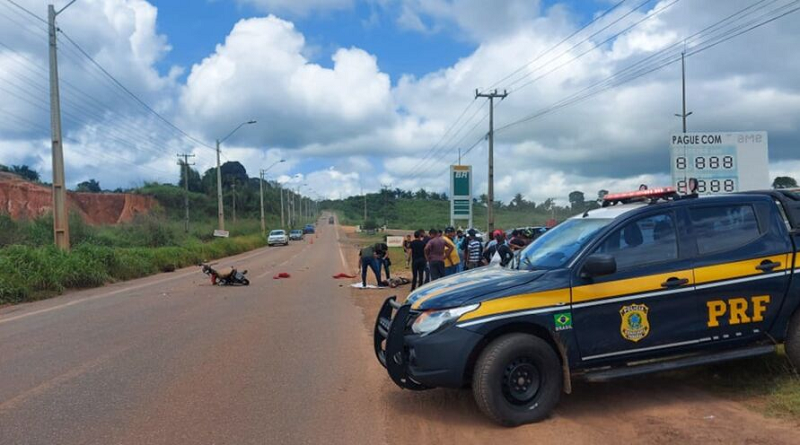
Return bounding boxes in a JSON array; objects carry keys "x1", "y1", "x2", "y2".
[
  {"x1": 0, "y1": 220, "x2": 383, "y2": 445},
  {"x1": 2, "y1": 218, "x2": 799, "y2": 445}
]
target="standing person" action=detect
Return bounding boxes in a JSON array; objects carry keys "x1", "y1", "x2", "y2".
[
  {"x1": 358, "y1": 243, "x2": 381, "y2": 288},
  {"x1": 403, "y1": 234, "x2": 412, "y2": 268},
  {"x1": 483, "y1": 230, "x2": 506, "y2": 265},
  {"x1": 455, "y1": 229, "x2": 466, "y2": 273},
  {"x1": 376, "y1": 242, "x2": 391, "y2": 281},
  {"x1": 423, "y1": 229, "x2": 433, "y2": 283},
  {"x1": 509, "y1": 229, "x2": 526, "y2": 251},
  {"x1": 464, "y1": 229, "x2": 483, "y2": 270},
  {"x1": 424, "y1": 229, "x2": 451, "y2": 281},
  {"x1": 443, "y1": 227, "x2": 461, "y2": 276},
  {"x1": 409, "y1": 230, "x2": 427, "y2": 290},
  {"x1": 494, "y1": 231, "x2": 514, "y2": 267}
]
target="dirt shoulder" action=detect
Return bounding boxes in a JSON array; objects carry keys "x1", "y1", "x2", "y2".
[{"x1": 337, "y1": 225, "x2": 800, "y2": 445}]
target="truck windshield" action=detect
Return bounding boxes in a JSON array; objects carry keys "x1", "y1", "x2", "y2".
[{"x1": 519, "y1": 218, "x2": 613, "y2": 270}]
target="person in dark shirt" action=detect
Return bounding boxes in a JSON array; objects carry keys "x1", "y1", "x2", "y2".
[
  {"x1": 358, "y1": 243, "x2": 381, "y2": 288},
  {"x1": 409, "y1": 230, "x2": 428, "y2": 290},
  {"x1": 509, "y1": 229, "x2": 527, "y2": 251},
  {"x1": 424, "y1": 229, "x2": 452, "y2": 281}
]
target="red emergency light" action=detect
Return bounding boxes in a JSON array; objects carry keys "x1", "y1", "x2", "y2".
[{"x1": 603, "y1": 186, "x2": 677, "y2": 202}]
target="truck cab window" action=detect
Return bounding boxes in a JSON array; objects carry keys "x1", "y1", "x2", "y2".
[
  {"x1": 594, "y1": 213, "x2": 678, "y2": 271},
  {"x1": 690, "y1": 205, "x2": 760, "y2": 255}
]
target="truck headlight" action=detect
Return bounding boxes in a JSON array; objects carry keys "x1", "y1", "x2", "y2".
[{"x1": 411, "y1": 304, "x2": 479, "y2": 336}]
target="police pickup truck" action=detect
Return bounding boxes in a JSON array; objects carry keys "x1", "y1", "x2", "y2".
[{"x1": 374, "y1": 187, "x2": 800, "y2": 426}]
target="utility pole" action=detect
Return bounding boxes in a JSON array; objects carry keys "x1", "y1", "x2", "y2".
[
  {"x1": 475, "y1": 89, "x2": 507, "y2": 234},
  {"x1": 674, "y1": 51, "x2": 692, "y2": 133},
  {"x1": 280, "y1": 185, "x2": 285, "y2": 228},
  {"x1": 48, "y1": 2, "x2": 76, "y2": 251},
  {"x1": 177, "y1": 153, "x2": 195, "y2": 233}
]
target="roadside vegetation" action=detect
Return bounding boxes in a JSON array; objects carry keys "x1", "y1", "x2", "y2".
[
  {"x1": 687, "y1": 349, "x2": 800, "y2": 419},
  {"x1": 0, "y1": 213, "x2": 268, "y2": 305},
  {"x1": 322, "y1": 187, "x2": 588, "y2": 230},
  {"x1": 0, "y1": 162, "x2": 319, "y2": 305}
]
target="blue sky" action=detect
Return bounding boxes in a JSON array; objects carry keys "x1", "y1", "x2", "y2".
[
  {"x1": 154, "y1": 0, "x2": 477, "y2": 83},
  {"x1": 154, "y1": 0, "x2": 602, "y2": 83}
]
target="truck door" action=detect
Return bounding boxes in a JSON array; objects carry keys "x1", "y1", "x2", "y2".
[
  {"x1": 689, "y1": 200, "x2": 792, "y2": 343},
  {"x1": 572, "y1": 210, "x2": 701, "y2": 362}
]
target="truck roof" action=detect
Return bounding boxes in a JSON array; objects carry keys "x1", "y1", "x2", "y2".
[{"x1": 579, "y1": 190, "x2": 799, "y2": 223}]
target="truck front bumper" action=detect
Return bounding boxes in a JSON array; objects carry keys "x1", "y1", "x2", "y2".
[{"x1": 373, "y1": 296, "x2": 482, "y2": 390}]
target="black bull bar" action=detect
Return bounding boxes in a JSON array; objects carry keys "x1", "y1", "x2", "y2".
[{"x1": 373, "y1": 296, "x2": 428, "y2": 391}]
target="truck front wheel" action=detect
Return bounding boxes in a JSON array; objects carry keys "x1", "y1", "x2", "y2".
[
  {"x1": 472, "y1": 333, "x2": 562, "y2": 427},
  {"x1": 787, "y1": 310, "x2": 800, "y2": 371}
]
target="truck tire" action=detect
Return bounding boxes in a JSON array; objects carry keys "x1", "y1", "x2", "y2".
[
  {"x1": 787, "y1": 310, "x2": 800, "y2": 371},
  {"x1": 472, "y1": 333, "x2": 562, "y2": 427}
]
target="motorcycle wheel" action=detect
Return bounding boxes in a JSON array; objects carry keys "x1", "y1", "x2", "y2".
[{"x1": 242, "y1": 278, "x2": 250, "y2": 286}]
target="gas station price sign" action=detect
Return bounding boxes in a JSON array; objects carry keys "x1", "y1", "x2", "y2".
[{"x1": 670, "y1": 131, "x2": 768, "y2": 194}]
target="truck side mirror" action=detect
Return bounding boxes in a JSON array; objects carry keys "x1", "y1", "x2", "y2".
[{"x1": 582, "y1": 254, "x2": 616, "y2": 277}]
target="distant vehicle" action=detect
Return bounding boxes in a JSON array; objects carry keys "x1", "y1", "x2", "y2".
[
  {"x1": 328, "y1": 216, "x2": 335, "y2": 225},
  {"x1": 289, "y1": 229, "x2": 304, "y2": 241},
  {"x1": 201, "y1": 263, "x2": 249, "y2": 286},
  {"x1": 267, "y1": 229, "x2": 289, "y2": 246},
  {"x1": 375, "y1": 187, "x2": 800, "y2": 426},
  {"x1": 303, "y1": 224, "x2": 315, "y2": 234}
]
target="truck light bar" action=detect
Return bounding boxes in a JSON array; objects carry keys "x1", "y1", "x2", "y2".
[{"x1": 603, "y1": 187, "x2": 677, "y2": 202}]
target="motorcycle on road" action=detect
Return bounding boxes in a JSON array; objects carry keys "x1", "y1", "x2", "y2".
[{"x1": 201, "y1": 263, "x2": 250, "y2": 286}]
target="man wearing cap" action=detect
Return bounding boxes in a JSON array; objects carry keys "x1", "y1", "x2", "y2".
[{"x1": 443, "y1": 227, "x2": 461, "y2": 276}]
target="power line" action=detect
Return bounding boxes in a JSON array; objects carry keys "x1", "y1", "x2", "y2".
[
  {"x1": 3, "y1": 0, "x2": 46, "y2": 25},
  {"x1": 506, "y1": 0, "x2": 684, "y2": 94},
  {"x1": 495, "y1": 0, "x2": 800, "y2": 133},
  {"x1": 56, "y1": 28, "x2": 216, "y2": 151},
  {"x1": 485, "y1": 0, "x2": 636, "y2": 92}
]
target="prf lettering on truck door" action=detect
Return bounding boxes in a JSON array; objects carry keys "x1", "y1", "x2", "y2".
[{"x1": 706, "y1": 296, "x2": 771, "y2": 328}]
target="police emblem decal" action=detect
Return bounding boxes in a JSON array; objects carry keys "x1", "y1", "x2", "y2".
[{"x1": 620, "y1": 304, "x2": 650, "y2": 342}]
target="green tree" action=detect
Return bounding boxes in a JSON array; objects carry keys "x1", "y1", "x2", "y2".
[
  {"x1": 569, "y1": 191, "x2": 586, "y2": 210},
  {"x1": 772, "y1": 176, "x2": 798, "y2": 189},
  {"x1": 11, "y1": 165, "x2": 39, "y2": 182},
  {"x1": 511, "y1": 193, "x2": 525, "y2": 208},
  {"x1": 179, "y1": 165, "x2": 203, "y2": 192},
  {"x1": 76, "y1": 179, "x2": 101, "y2": 193}
]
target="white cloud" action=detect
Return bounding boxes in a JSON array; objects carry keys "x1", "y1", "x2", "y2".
[{"x1": 179, "y1": 15, "x2": 395, "y2": 148}]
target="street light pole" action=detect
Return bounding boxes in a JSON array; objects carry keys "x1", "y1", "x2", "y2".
[
  {"x1": 215, "y1": 120, "x2": 256, "y2": 232},
  {"x1": 259, "y1": 159, "x2": 285, "y2": 236},
  {"x1": 216, "y1": 139, "x2": 224, "y2": 231}
]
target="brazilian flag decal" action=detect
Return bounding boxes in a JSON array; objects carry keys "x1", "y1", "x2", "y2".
[{"x1": 554, "y1": 312, "x2": 572, "y2": 331}]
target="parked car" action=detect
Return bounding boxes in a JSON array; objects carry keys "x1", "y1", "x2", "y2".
[
  {"x1": 329, "y1": 216, "x2": 335, "y2": 224},
  {"x1": 267, "y1": 229, "x2": 289, "y2": 246},
  {"x1": 374, "y1": 187, "x2": 800, "y2": 426},
  {"x1": 289, "y1": 229, "x2": 304, "y2": 241},
  {"x1": 303, "y1": 224, "x2": 315, "y2": 234}
]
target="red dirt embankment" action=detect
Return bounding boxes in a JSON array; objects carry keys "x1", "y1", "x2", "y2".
[{"x1": 0, "y1": 173, "x2": 155, "y2": 225}]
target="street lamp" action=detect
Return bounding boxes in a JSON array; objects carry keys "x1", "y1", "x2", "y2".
[
  {"x1": 216, "y1": 120, "x2": 257, "y2": 231},
  {"x1": 259, "y1": 159, "x2": 286, "y2": 236}
]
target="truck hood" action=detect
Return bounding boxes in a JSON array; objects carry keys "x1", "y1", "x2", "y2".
[{"x1": 405, "y1": 266, "x2": 547, "y2": 311}]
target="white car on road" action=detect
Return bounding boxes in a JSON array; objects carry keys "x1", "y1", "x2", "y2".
[{"x1": 267, "y1": 229, "x2": 289, "y2": 246}]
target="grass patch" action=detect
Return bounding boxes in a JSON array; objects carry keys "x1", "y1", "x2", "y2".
[
  {"x1": 0, "y1": 234, "x2": 266, "y2": 305},
  {"x1": 683, "y1": 348, "x2": 800, "y2": 419}
]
